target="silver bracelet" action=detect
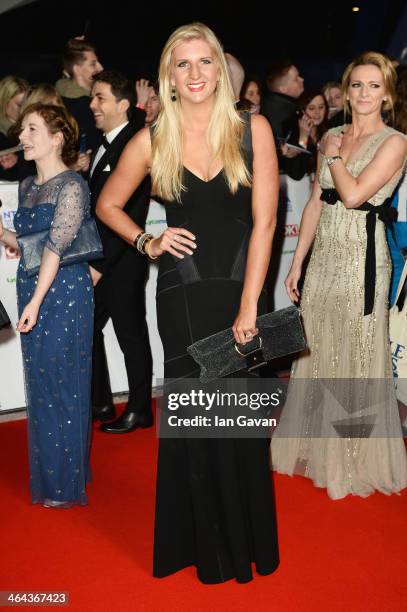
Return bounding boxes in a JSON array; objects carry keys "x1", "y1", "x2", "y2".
[{"x1": 326, "y1": 155, "x2": 342, "y2": 167}]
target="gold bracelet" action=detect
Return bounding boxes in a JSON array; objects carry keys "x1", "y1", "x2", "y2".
[{"x1": 145, "y1": 237, "x2": 158, "y2": 260}]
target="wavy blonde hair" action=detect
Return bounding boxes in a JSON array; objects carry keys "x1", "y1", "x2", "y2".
[
  {"x1": 151, "y1": 22, "x2": 251, "y2": 202},
  {"x1": 342, "y1": 51, "x2": 397, "y2": 124},
  {"x1": 20, "y1": 83, "x2": 63, "y2": 115}
]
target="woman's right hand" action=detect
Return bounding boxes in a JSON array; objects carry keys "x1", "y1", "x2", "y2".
[
  {"x1": 285, "y1": 264, "x2": 302, "y2": 303},
  {"x1": 298, "y1": 114, "x2": 313, "y2": 141},
  {"x1": 148, "y1": 227, "x2": 196, "y2": 259}
]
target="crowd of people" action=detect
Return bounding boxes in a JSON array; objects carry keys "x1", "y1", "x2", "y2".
[{"x1": 0, "y1": 22, "x2": 406, "y2": 584}]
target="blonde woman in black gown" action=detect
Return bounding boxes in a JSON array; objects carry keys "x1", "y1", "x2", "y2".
[{"x1": 96, "y1": 23, "x2": 280, "y2": 583}]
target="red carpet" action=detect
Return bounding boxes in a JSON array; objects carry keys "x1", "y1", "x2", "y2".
[{"x1": 1, "y1": 404, "x2": 406, "y2": 611}]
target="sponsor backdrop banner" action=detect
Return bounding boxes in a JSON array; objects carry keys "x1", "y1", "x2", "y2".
[
  {"x1": 0, "y1": 178, "x2": 309, "y2": 412},
  {"x1": 273, "y1": 175, "x2": 311, "y2": 309}
]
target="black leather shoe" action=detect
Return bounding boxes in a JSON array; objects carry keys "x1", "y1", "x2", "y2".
[
  {"x1": 100, "y1": 411, "x2": 153, "y2": 433},
  {"x1": 92, "y1": 403, "x2": 116, "y2": 421}
]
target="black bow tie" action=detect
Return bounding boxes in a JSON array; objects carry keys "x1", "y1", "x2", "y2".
[{"x1": 101, "y1": 135, "x2": 110, "y2": 150}]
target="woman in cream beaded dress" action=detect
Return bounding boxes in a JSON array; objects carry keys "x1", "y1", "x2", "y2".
[{"x1": 271, "y1": 52, "x2": 407, "y2": 500}]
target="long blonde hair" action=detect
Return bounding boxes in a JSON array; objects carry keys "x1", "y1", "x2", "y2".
[
  {"x1": 0, "y1": 75, "x2": 29, "y2": 135},
  {"x1": 151, "y1": 22, "x2": 251, "y2": 202},
  {"x1": 341, "y1": 51, "x2": 397, "y2": 124}
]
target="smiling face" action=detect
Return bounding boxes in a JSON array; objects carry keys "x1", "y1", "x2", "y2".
[
  {"x1": 19, "y1": 112, "x2": 62, "y2": 162},
  {"x1": 244, "y1": 81, "x2": 261, "y2": 106},
  {"x1": 305, "y1": 95, "x2": 327, "y2": 126},
  {"x1": 73, "y1": 51, "x2": 103, "y2": 92},
  {"x1": 90, "y1": 81, "x2": 129, "y2": 133},
  {"x1": 347, "y1": 64, "x2": 387, "y2": 117},
  {"x1": 6, "y1": 92, "x2": 25, "y2": 123},
  {"x1": 171, "y1": 37, "x2": 220, "y2": 106}
]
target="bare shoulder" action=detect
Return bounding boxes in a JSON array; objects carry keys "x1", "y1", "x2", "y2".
[
  {"x1": 250, "y1": 113, "x2": 273, "y2": 136},
  {"x1": 124, "y1": 127, "x2": 151, "y2": 159},
  {"x1": 119, "y1": 128, "x2": 151, "y2": 168},
  {"x1": 378, "y1": 130, "x2": 407, "y2": 156},
  {"x1": 125, "y1": 126, "x2": 151, "y2": 154},
  {"x1": 250, "y1": 113, "x2": 274, "y2": 151}
]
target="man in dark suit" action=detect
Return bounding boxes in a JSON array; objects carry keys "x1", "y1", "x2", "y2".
[
  {"x1": 261, "y1": 59, "x2": 309, "y2": 181},
  {"x1": 88, "y1": 70, "x2": 153, "y2": 433}
]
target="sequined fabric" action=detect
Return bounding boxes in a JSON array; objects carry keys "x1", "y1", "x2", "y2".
[
  {"x1": 272, "y1": 126, "x2": 407, "y2": 499},
  {"x1": 14, "y1": 170, "x2": 94, "y2": 506}
]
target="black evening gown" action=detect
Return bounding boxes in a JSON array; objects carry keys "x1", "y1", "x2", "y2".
[{"x1": 153, "y1": 115, "x2": 279, "y2": 584}]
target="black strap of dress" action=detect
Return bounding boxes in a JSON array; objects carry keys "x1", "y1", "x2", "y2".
[{"x1": 320, "y1": 188, "x2": 398, "y2": 316}]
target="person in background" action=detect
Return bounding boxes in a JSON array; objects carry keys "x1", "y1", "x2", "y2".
[
  {"x1": 1, "y1": 82, "x2": 90, "y2": 180},
  {"x1": 322, "y1": 81, "x2": 343, "y2": 120},
  {"x1": 55, "y1": 37, "x2": 103, "y2": 154},
  {"x1": 323, "y1": 80, "x2": 352, "y2": 129},
  {"x1": 225, "y1": 52, "x2": 245, "y2": 102},
  {"x1": 0, "y1": 75, "x2": 29, "y2": 138},
  {"x1": 0, "y1": 102, "x2": 94, "y2": 508},
  {"x1": 261, "y1": 59, "x2": 309, "y2": 180},
  {"x1": 0, "y1": 76, "x2": 30, "y2": 174},
  {"x1": 0, "y1": 84, "x2": 64, "y2": 180},
  {"x1": 20, "y1": 84, "x2": 63, "y2": 114},
  {"x1": 144, "y1": 83, "x2": 160, "y2": 126},
  {"x1": 133, "y1": 78, "x2": 154, "y2": 119},
  {"x1": 239, "y1": 77, "x2": 262, "y2": 114},
  {"x1": 296, "y1": 88, "x2": 329, "y2": 174},
  {"x1": 88, "y1": 70, "x2": 152, "y2": 432},
  {"x1": 387, "y1": 64, "x2": 407, "y2": 305}
]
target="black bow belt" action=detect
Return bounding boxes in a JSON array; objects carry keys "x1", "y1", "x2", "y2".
[{"x1": 320, "y1": 188, "x2": 397, "y2": 316}]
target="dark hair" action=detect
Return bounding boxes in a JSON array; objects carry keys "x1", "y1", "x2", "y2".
[
  {"x1": 266, "y1": 59, "x2": 294, "y2": 91},
  {"x1": 92, "y1": 70, "x2": 135, "y2": 108},
  {"x1": 297, "y1": 88, "x2": 329, "y2": 141},
  {"x1": 63, "y1": 38, "x2": 97, "y2": 77},
  {"x1": 395, "y1": 65, "x2": 407, "y2": 134},
  {"x1": 18, "y1": 102, "x2": 79, "y2": 165},
  {"x1": 240, "y1": 77, "x2": 262, "y2": 102}
]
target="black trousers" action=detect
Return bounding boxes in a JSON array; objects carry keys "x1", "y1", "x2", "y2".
[{"x1": 91, "y1": 269, "x2": 152, "y2": 415}]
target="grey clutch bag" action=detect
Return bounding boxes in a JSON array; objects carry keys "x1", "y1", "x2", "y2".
[
  {"x1": 187, "y1": 305, "x2": 306, "y2": 382},
  {"x1": 17, "y1": 218, "x2": 103, "y2": 277}
]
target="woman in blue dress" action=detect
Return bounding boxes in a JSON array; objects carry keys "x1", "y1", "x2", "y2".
[{"x1": 0, "y1": 103, "x2": 93, "y2": 508}]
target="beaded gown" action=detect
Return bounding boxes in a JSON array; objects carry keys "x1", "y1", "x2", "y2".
[
  {"x1": 14, "y1": 170, "x2": 94, "y2": 506},
  {"x1": 153, "y1": 116, "x2": 279, "y2": 583},
  {"x1": 272, "y1": 126, "x2": 407, "y2": 499}
]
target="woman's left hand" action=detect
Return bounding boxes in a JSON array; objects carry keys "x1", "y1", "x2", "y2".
[
  {"x1": 232, "y1": 303, "x2": 258, "y2": 345},
  {"x1": 17, "y1": 300, "x2": 40, "y2": 333}
]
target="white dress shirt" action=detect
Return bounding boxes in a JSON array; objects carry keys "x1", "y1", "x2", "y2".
[{"x1": 90, "y1": 121, "x2": 129, "y2": 178}]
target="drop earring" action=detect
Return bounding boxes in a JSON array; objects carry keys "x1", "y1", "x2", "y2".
[{"x1": 171, "y1": 87, "x2": 176, "y2": 102}]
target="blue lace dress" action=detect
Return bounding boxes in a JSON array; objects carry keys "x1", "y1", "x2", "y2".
[{"x1": 14, "y1": 170, "x2": 94, "y2": 506}]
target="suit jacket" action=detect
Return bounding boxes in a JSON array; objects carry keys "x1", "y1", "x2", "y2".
[
  {"x1": 89, "y1": 113, "x2": 151, "y2": 277},
  {"x1": 261, "y1": 92, "x2": 309, "y2": 181},
  {"x1": 62, "y1": 95, "x2": 101, "y2": 153}
]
